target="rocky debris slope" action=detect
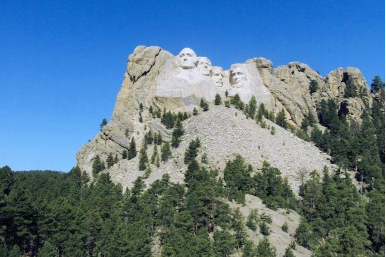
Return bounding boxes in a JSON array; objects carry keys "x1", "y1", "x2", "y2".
[
  {"x1": 97, "y1": 104, "x2": 334, "y2": 194},
  {"x1": 228, "y1": 194, "x2": 311, "y2": 257}
]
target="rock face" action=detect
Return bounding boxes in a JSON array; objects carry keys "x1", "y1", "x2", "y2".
[
  {"x1": 76, "y1": 45, "x2": 371, "y2": 186},
  {"x1": 75, "y1": 45, "x2": 373, "y2": 256}
]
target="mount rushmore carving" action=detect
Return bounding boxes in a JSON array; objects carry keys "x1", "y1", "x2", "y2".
[
  {"x1": 112, "y1": 45, "x2": 369, "y2": 129},
  {"x1": 77, "y1": 45, "x2": 371, "y2": 189},
  {"x1": 154, "y1": 47, "x2": 269, "y2": 104}
]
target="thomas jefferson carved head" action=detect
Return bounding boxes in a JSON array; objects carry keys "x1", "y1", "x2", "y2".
[
  {"x1": 210, "y1": 66, "x2": 223, "y2": 86},
  {"x1": 230, "y1": 65, "x2": 247, "y2": 87},
  {"x1": 197, "y1": 57, "x2": 212, "y2": 76},
  {"x1": 178, "y1": 48, "x2": 198, "y2": 69}
]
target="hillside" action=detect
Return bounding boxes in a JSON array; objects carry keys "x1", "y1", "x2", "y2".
[{"x1": 0, "y1": 46, "x2": 383, "y2": 256}]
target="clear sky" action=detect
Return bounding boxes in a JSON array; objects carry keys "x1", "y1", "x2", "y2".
[{"x1": 0, "y1": 0, "x2": 384, "y2": 172}]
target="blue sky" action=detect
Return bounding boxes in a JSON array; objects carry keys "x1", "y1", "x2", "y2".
[{"x1": 0, "y1": 0, "x2": 384, "y2": 172}]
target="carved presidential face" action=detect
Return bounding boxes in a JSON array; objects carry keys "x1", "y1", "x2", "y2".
[
  {"x1": 210, "y1": 67, "x2": 223, "y2": 86},
  {"x1": 197, "y1": 57, "x2": 212, "y2": 76},
  {"x1": 178, "y1": 48, "x2": 197, "y2": 69},
  {"x1": 230, "y1": 66, "x2": 247, "y2": 87}
]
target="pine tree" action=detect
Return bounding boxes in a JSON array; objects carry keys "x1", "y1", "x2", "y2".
[
  {"x1": 151, "y1": 144, "x2": 158, "y2": 164},
  {"x1": 100, "y1": 118, "x2": 108, "y2": 132},
  {"x1": 248, "y1": 96, "x2": 257, "y2": 119},
  {"x1": 39, "y1": 241, "x2": 57, "y2": 257},
  {"x1": 284, "y1": 247, "x2": 295, "y2": 257},
  {"x1": 344, "y1": 76, "x2": 357, "y2": 98},
  {"x1": 184, "y1": 138, "x2": 200, "y2": 164},
  {"x1": 9, "y1": 245, "x2": 21, "y2": 257},
  {"x1": 138, "y1": 145, "x2": 148, "y2": 171},
  {"x1": 193, "y1": 107, "x2": 198, "y2": 116},
  {"x1": 214, "y1": 93, "x2": 222, "y2": 105},
  {"x1": 156, "y1": 132, "x2": 163, "y2": 145},
  {"x1": 106, "y1": 153, "x2": 114, "y2": 168},
  {"x1": 246, "y1": 209, "x2": 258, "y2": 231},
  {"x1": 256, "y1": 237, "x2": 276, "y2": 257},
  {"x1": 92, "y1": 155, "x2": 104, "y2": 177},
  {"x1": 309, "y1": 80, "x2": 319, "y2": 94},
  {"x1": 200, "y1": 98, "x2": 209, "y2": 111},
  {"x1": 371, "y1": 75, "x2": 384, "y2": 92},
  {"x1": 259, "y1": 221, "x2": 270, "y2": 236},
  {"x1": 161, "y1": 142, "x2": 172, "y2": 162},
  {"x1": 171, "y1": 119, "x2": 184, "y2": 148},
  {"x1": 128, "y1": 137, "x2": 137, "y2": 160},
  {"x1": 122, "y1": 150, "x2": 127, "y2": 159},
  {"x1": 276, "y1": 109, "x2": 287, "y2": 129},
  {"x1": 162, "y1": 111, "x2": 175, "y2": 129}
]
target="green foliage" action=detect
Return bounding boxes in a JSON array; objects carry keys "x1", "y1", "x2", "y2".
[
  {"x1": 184, "y1": 138, "x2": 201, "y2": 164},
  {"x1": 270, "y1": 126, "x2": 276, "y2": 135},
  {"x1": 296, "y1": 169, "x2": 375, "y2": 255},
  {"x1": 92, "y1": 155, "x2": 105, "y2": 177},
  {"x1": 301, "y1": 112, "x2": 317, "y2": 130},
  {"x1": 275, "y1": 109, "x2": 288, "y2": 129},
  {"x1": 247, "y1": 96, "x2": 257, "y2": 119},
  {"x1": 213, "y1": 231, "x2": 237, "y2": 257},
  {"x1": 256, "y1": 237, "x2": 276, "y2": 257},
  {"x1": 151, "y1": 144, "x2": 158, "y2": 164},
  {"x1": 225, "y1": 90, "x2": 228, "y2": 97},
  {"x1": 371, "y1": 75, "x2": 385, "y2": 92},
  {"x1": 344, "y1": 76, "x2": 357, "y2": 98},
  {"x1": 214, "y1": 93, "x2": 222, "y2": 105},
  {"x1": 193, "y1": 107, "x2": 198, "y2": 115},
  {"x1": 282, "y1": 222, "x2": 289, "y2": 233},
  {"x1": 9, "y1": 245, "x2": 21, "y2": 257},
  {"x1": 161, "y1": 142, "x2": 172, "y2": 162},
  {"x1": 39, "y1": 241, "x2": 57, "y2": 257},
  {"x1": 230, "y1": 94, "x2": 245, "y2": 110},
  {"x1": 139, "y1": 111, "x2": 143, "y2": 122},
  {"x1": 106, "y1": 153, "x2": 114, "y2": 168},
  {"x1": 256, "y1": 103, "x2": 267, "y2": 122},
  {"x1": 284, "y1": 246, "x2": 295, "y2": 257},
  {"x1": 139, "y1": 145, "x2": 148, "y2": 171},
  {"x1": 145, "y1": 130, "x2": 153, "y2": 145},
  {"x1": 125, "y1": 138, "x2": 136, "y2": 161},
  {"x1": 100, "y1": 118, "x2": 108, "y2": 132},
  {"x1": 252, "y1": 161, "x2": 298, "y2": 210},
  {"x1": 171, "y1": 119, "x2": 184, "y2": 148},
  {"x1": 318, "y1": 99, "x2": 338, "y2": 129},
  {"x1": 139, "y1": 103, "x2": 143, "y2": 111},
  {"x1": 246, "y1": 209, "x2": 258, "y2": 231},
  {"x1": 309, "y1": 80, "x2": 319, "y2": 94},
  {"x1": 259, "y1": 221, "x2": 270, "y2": 236},
  {"x1": 224, "y1": 155, "x2": 252, "y2": 204},
  {"x1": 161, "y1": 110, "x2": 176, "y2": 129},
  {"x1": 154, "y1": 132, "x2": 163, "y2": 145},
  {"x1": 200, "y1": 98, "x2": 209, "y2": 111}
]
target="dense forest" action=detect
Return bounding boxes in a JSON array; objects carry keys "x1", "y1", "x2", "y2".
[{"x1": 0, "y1": 78, "x2": 384, "y2": 256}]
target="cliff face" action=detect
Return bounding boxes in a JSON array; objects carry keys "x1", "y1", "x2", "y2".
[{"x1": 76, "y1": 46, "x2": 371, "y2": 189}]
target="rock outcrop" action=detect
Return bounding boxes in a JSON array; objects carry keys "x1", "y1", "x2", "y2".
[
  {"x1": 76, "y1": 45, "x2": 371, "y2": 187},
  {"x1": 75, "y1": 45, "x2": 374, "y2": 257}
]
